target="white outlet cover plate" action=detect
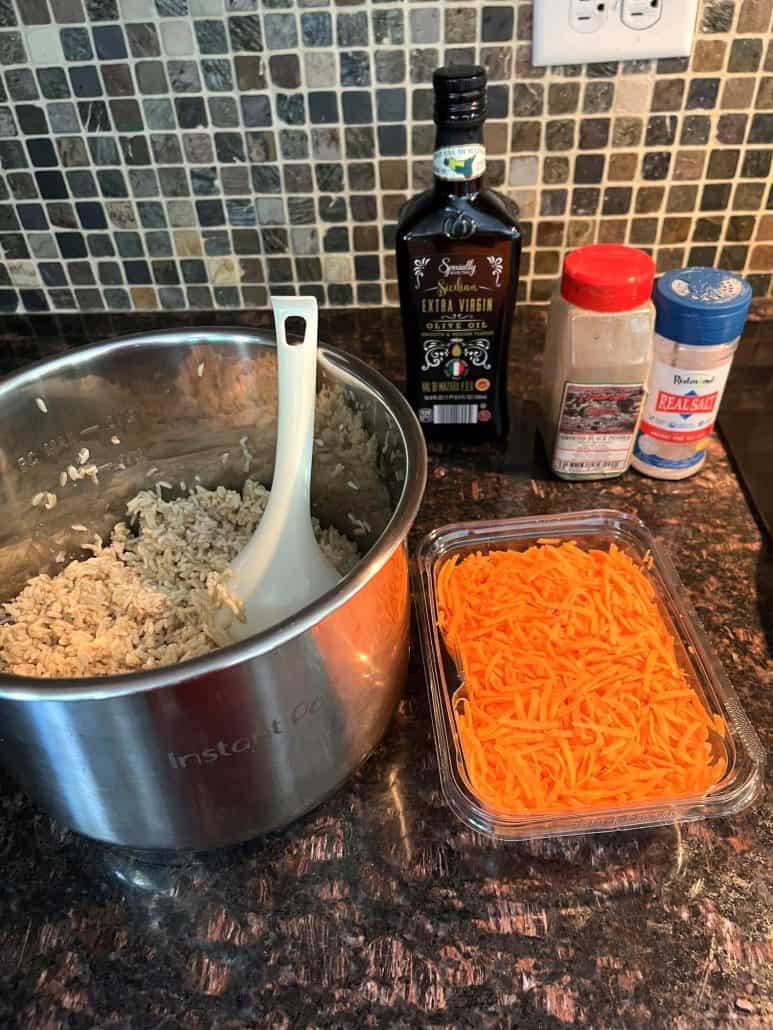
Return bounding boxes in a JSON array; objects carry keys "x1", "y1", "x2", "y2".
[{"x1": 532, "y1": 0, "x2": 699, "y2": 67}]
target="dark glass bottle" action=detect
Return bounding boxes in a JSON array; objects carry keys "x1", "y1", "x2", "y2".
[{"x1": 396, "y1": 65, "x2": 522, "y2": 442}]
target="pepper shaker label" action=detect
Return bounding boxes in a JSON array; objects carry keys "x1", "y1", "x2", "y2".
[
  {"x1": 553, "y1": 382, "x2": 646, "y2": 477},
  {"x1": 633, "y1": 359, "x2": 733, "y2": 472}
]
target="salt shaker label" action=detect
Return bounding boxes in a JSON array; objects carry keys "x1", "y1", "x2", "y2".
[
  {"x1": 552, "y1": 382, "x2": 647, "y2": 477},
  {"x1": 633, "y1": 359, "x2": 733, "y2": 472}
]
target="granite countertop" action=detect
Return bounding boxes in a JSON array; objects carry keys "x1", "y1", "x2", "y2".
[{"x1": 0, "y1": 308, "x2": 770, "y2": 1028}]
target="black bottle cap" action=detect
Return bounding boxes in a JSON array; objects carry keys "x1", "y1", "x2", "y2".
[{"x1": 433, "y1": 65, "x2": 487, "y2": 127}]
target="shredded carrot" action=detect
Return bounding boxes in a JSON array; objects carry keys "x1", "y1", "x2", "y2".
[{"x1": 436, "y1": 541, "x2": 727, "y2": 815}]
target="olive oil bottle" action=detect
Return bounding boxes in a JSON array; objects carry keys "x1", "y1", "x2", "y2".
[{"x1": 396, "y1": 66, "x2": 522, "y2": 441}]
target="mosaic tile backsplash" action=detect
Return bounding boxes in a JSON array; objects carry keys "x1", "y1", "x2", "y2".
[{"x1": 0, "y1": 0, "x2": 770, "y2": 314}]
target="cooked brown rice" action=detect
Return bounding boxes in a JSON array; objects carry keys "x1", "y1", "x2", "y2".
[{"x1": 0, "y1": 480, "x2": 359, "y2": 680}]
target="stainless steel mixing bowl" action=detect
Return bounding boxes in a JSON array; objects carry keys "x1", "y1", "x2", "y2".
[{"x1": 0, "y1": 329, "x2": 426, "y2": 851}]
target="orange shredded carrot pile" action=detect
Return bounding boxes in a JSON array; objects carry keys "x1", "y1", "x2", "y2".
[{"x1": 436, "y1": 541, "x2": 726, "y2": 814}]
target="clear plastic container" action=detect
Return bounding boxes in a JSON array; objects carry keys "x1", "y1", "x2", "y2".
[{"x1": 416, "y1": 509, "x2": 765, "y2": 842}]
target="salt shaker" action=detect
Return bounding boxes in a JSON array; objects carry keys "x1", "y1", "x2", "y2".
[
  {"x1": 631, "y1": 268, "x2": 752, "y2": 480},
  {"x1": 541, "y1": 244, "x2": 656, "y2": 480}
]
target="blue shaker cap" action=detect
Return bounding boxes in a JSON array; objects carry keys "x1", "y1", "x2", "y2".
[{"x1": 654, "y1": 267, "x2": 752, "y2": 346}]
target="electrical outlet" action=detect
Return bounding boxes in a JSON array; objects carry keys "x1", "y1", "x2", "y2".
[
  {"x1": 570, "y1": 0, "x2": 608, "y2": 35},
  {"x1": 621, "y1": 0, "x2": 662, "y2": 31},
  {"x1": 532, "y1": 0, "x2": 699, "y2": 66}
]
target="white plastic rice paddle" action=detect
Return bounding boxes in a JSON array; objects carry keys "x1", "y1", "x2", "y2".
[{"x1": 220, "y1": 295, "x2": 341, "y2": 640}]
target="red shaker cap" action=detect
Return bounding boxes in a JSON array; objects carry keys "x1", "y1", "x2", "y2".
[{"x1": 560, "y1": 244, "x2": 655, "y2": 313}]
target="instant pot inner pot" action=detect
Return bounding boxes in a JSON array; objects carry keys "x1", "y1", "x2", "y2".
[{"x1": 0, "y1": 333, "x2": 404, "y2": 605}]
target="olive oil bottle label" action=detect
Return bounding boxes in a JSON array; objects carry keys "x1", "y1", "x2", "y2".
[
  {"x1": 432, "y1": 145, "x2": 486, "y2": 182},
  {"x1": 408, "y1": 246, "x2": 510, "y2": 426}
]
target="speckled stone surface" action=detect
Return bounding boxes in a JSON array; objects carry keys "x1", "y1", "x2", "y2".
[{"x1": 0, "y1": 309, "x2": 770, "y2": 1029}]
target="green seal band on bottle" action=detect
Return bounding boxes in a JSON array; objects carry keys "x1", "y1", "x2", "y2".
[{"x1": 433, "y1": 144, "x2": 486, "y2": 181}]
